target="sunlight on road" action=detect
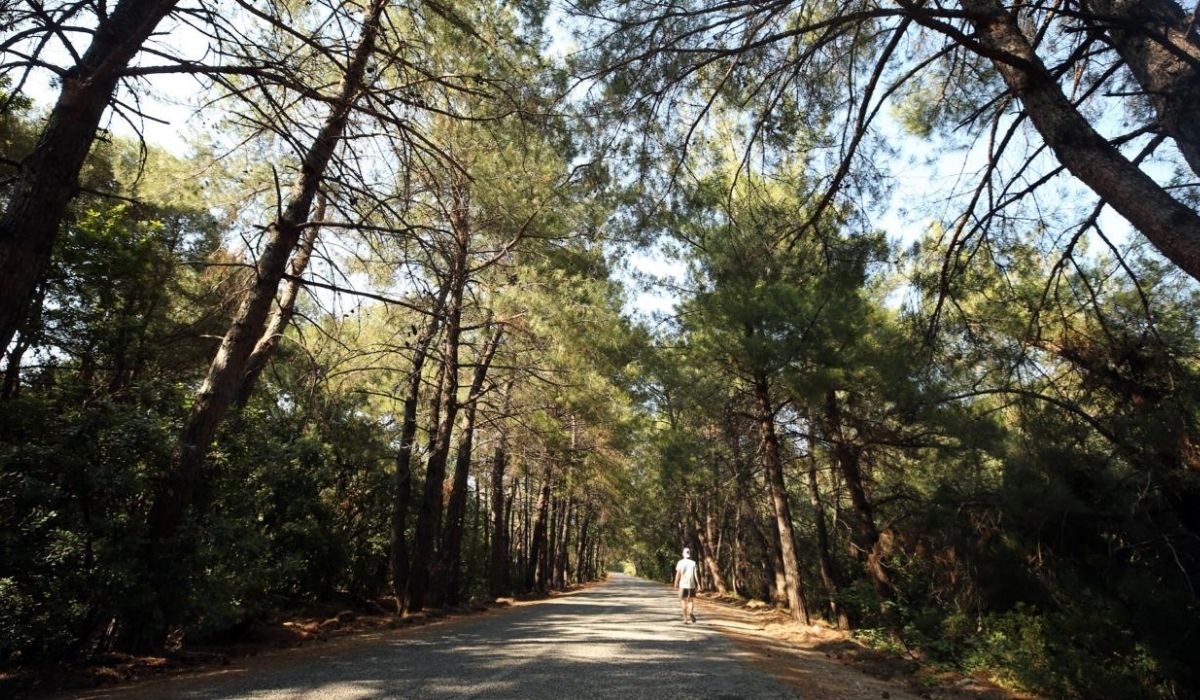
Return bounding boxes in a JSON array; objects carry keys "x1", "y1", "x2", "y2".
[{"x1": 79, "y1": 575, "x2": 799, "y2": 700}]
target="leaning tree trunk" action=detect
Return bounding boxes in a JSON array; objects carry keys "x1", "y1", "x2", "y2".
[
  {"x1": 147, "y1": 0, "x2": 387, "y2": 545},
  {"x1": 764, "y1": 505, "x2": 789, "y2": 602},
  {"x1": 2, "y1": 283, "x2": 43, "y2": 400},
  {"x1": 754, "y1": 374, "x2": 810, "y2": 623},
  {"x1": 234, "y1": 193, "x2": 327, "y2": 408},
  {"x1": 0, "y1": 0, "x2": 179, "y2": 352},
  {"x1": 437, "y1": 324, "x2": 502, "y2": 606},
  {"x1": 948, "y1": 0, "x2": 1200, "y2": 281},
  {"x1": 1083, "y1": 0, "x2": 1200, "y2": 177}
]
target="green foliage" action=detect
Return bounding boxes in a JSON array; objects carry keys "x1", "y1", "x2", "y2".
[
  {"x1": 618, "y1": 118, "x2": 1199, "y2": 699},
  {"x1": 0, "y1": 389, "x2": 176, "y2": 661},
  {"x1": 177, "y1": 398, "x2": 393, "y2": 638}
]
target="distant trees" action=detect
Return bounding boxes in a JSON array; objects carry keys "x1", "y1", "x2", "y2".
[
  {"x1": 3, "y1": 0, "x2": 1197, "y2": 697},
  {"x1": 1, "y1": 0, "x2": 631, "y2": 664},
  {"x1": 620, "y1": 132, "x2": 1200, "y2": 697},
  {"x1": 576, "y1": 3, "x2": 1199, "y2": 693}
]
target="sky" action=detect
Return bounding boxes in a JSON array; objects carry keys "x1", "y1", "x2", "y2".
[{"x1": 12, "y1": 1, "x2": 1157, "y2": 325}]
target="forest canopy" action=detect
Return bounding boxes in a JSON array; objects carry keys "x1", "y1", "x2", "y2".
[{"x1": 2, "y1": 0, "x2": 1198, "y2": 697}]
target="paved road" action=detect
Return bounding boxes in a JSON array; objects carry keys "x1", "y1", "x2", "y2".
[{"x1": 79, "y1": 574, "x2": 802, "y2": 699}]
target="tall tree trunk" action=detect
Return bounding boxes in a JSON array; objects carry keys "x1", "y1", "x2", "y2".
[
  {"x1": 489, "y1": 442, "x2": 510, "y2": 598},
  {"x1": 1084, "y1": 0, "x2": 1200, "y2": 177},
  {"x1": 764, "y1": 506, "x2": 789, "y2": 602},
  {"x1": 806, "y1": 439, "x2": 847, "y2": 628},
  {"x1": 733, "y1": 436, "x2": 772, "y2": 600},
  {"x1": 406, "y1": 350, "x2": 455, "y2": 612},
  {"x1": 389, "y1": 443, "x2": 414, "y2": 611},
  {"x1": 2, "y1": 284, "x2": 41, "y2": 400},
  {"x1": 700, "y1": 497, "x2": 729, "y2": 594},
  {"x1": 949, "y1": 0, "x2": 1200, "y2": 281},
  {"x1": 1, "y1": 338, "x2": 27, "y2": 400},
  {"x1": 388, "y1": 285, "x2": 450, "y2": 609},
  {"x1": 681, "y1": 499, "x2": 701, "y2": 589},
  {"x1": 147, "y1": 0, "x2": 386, "y2": 544},
  {"x1": 405, "y1": 179, "x2": 472, "y2": 612},
  {"x1": 527, "y1": 461, "x2": 553, "y2": 591},
  {"x1": 521, "y1": 471, "x2": 532, "y2": 577},
  {"x1": 574, "y1": 506, "x2": 591, "y2": 584},
  {"x1": 553, "y1": 496, "x2": 574, "y2": 589},
  {"x1": 234, "y1": 193, "x2": 327, "y2": 408},
  {"x1": 424, "y1": 349, "x2": 448, "y2": 453},
  {"x1": 730, "y1": 502, "x2": 745, "y2": 596},
  {"x1": 754, "y1": 374, "x2": 810, "y2": 623},
  {"x1": 437, "y1": 324, "x2": 502, "y2": 606},
  {"x1": 824, "y1": 391, "x2": 896, "y2": 614},
  {"x1": 0, "y1": 0, "x2": 179, "y2": 351},
  {"x1": 506, "y1": 478, "x2": 519, "y2": 578},
  {"x1": 546, "y1": 498, "x2": 560, "y2": 588}
]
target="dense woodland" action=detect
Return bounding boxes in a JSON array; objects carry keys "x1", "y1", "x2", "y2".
[{"x1": 2, "y1": 0, "x2": 1199, "y2": 697}]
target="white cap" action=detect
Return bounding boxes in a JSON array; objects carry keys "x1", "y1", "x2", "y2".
[{"x1": 682, "y1": 547, "x2": 691, "y2": 557}]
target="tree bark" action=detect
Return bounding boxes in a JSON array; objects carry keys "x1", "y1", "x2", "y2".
[
  {"x1": 2, "y1": 284, "x2": 41, "y2": 400},
  {"x1": 147, "y1": 0, "x2": 386, "y2": 544},
  {"x1": 0, "y1": 0, "x2": 179, "y2": 351},
  {"x1": 234, "y1": 193, "x2": 326, "y2": 408},
  {"x1": 521, "y1": 471, "x2": 532, "y2": 577},
  {"x1": 824, "y1": 391, "x2": 896, "y2": 614},
  {"x1": 952, "y1": 0, "x2": 1200, "y2": 281},
  {"x1": 754, "y1": 374, "x2": 809, "y2": 623},
  {"x1": 527, "y1": 461, "x2": 553, "y2": 591},
  {"x1": 488, "y1": 441, "x2": 510, "y2": 598},
  {"x1": 437, "y1": 324, "x2": 502, "y2": 606},
  {"x1": 732, "y1": 426, "x2": 772, "y2": 601},
  {"x1": 553, "y1": 496, "x2": 574, "y2": 589},
  {"x1": 546, "y1": 497, "x2": 560, "y2": 587},
  {"x1": 806, "y1": 441, "x2": 847, "y2": 628},
  {"x1": 1084, "y1": 0, "x2": 1200, "y2": 177},
  {"x1": 388, "y1": 284, "x2": 450, "y2": 609},
  {"x1": 406, "y1": 202, "x2": 470, "y2": 611},
  {"x1": 700, "y1": 496, "x2": 729, "y2": 594},
  {"x1": 574, "y1": 506, "x2": 591, "y2": 584}
]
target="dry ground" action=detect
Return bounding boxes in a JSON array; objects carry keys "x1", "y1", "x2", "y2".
[
  {"x1": 693, "y1": 592, "x2": 1039, "y2": 700},
  {"x1": 3, "y1": 577, "x2": 1040, "y2": 699}
]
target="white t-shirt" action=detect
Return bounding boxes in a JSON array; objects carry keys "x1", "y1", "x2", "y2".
[{"x1": 675, "y1": 557, "x2": 698, "y2": 589}]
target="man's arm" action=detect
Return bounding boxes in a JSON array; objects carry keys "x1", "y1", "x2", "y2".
[{"x1": 673, "y1": 563, "x2": 681, "y2": 588}]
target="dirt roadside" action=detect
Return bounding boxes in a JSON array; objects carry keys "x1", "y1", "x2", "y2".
[
  {"x1": 693, "y1": 593, "x2": 1040, "y2": 700},
  {"x1": 4, "y1": 581, "x2": 1039, "y2": 700}
]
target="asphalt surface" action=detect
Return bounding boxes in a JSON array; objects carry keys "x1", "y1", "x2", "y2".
[{"x1": 76, "y1": 573, "x2": 803, "y2": 699}]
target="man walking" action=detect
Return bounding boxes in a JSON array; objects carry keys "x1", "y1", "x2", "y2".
[{"x1": 673, "y1": 547, "x2": 699, "y2": 623}]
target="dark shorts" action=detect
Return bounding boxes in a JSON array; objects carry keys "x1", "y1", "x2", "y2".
[{"x1": 679, "y1": 587, "x2": 696, "y2": 599}]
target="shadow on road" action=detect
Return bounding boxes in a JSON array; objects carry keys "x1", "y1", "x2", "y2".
[{"x1": 76, "y1": 575, "x2": 798, "y2": 700}]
